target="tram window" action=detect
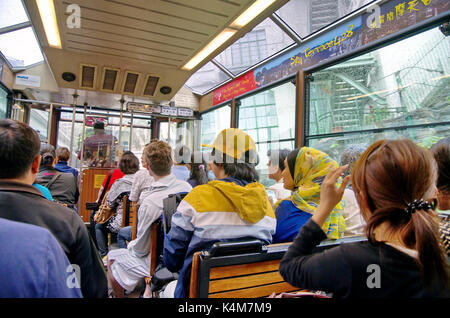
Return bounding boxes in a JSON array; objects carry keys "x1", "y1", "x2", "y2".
[
  {"x1": 306, "y1": 26, "x2": 450, "y2": 162},
  {"x1": 29, "y1": 108, "x2": 49, "y2": 142},
  {"x1": 0, "y1": 86, "x2": 7, "y2": 119},
  {"x1": 275, "y1": 0, "x2": 375, "y2": 38},
  {"x1": 201, "y1": 105, "x2": 231, "y2": 146},
  {"x1": 237, "y1": 81, "x2": 296, "y2": 187},
  {"x1": 57, "y1": 121, "x2": 85, "y2": 169}
]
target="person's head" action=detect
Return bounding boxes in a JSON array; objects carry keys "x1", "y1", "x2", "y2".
[
  {"x1": 281, "y1": 146, "x2": 345, "y2": 239},
  {"x1": 187, "y1": 151, "x2": 209, "y2": 185},
  {"x1": 430, "y1": 137, "x2": 450, "y2": 211},
  {"x1": 205, "y1": 128, "x2": 259, "y2": 182},
  {"x1": 339, "y1": 144, "x2": 366, "y2": 187},
  {"x1": 93, "y1": 121, "x2": 105, "y2": 134},
  {"x1": 281, "y1": 147, "x2": 337, "y2": 192},
  {"x1": 55, "y1": 147, "x2": 70, "y2": 163},
  {"x1": 143, "y1": 140, "x2": 173, "y2": 178},
  {"x1": 352, "y1": 139, "x2": 448, "y2": 288},
  {"x1": 173, "y1": 145, "x2": 190, "y2": 165},
  {"x1": 0, "y1": 119, "x2": 41, "y2": 182},
  {"x1": 40, "y1": 144, "x2": 57, "y2": 167},
  {"x1": 267, "y1": 149, "x2": 290, "y2": 182},
  {"x1": 118, "y1": 151, "x2": 139, "y2": 175}
]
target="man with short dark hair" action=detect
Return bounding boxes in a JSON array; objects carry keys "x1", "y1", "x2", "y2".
[{"x1": 0, "y1": 119, "x2": 107, "y2": 298}]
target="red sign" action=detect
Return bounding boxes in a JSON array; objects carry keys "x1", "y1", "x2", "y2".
[
  {"x1": 85, "y1": 116, "x2": 108, "y2": 127},
  {"x1": 213, "y1": 71, "x2": 257, "y2": 106}
]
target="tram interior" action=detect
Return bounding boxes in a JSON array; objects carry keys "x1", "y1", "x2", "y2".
[{"x1": 0, "y1": 0, "x2": 449, "y2": 299}]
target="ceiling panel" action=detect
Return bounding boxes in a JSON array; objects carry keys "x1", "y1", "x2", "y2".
[{"x1": 22, "y1": 0, "x2": 289, "y2": 103}]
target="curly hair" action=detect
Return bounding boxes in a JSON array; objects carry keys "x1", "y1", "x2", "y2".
[{"x1": 144, "y1": 140, "x2": 173, "y2": 176}]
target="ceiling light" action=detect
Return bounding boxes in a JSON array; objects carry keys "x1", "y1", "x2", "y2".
[
  {"x1": 182, "y1": 28, "x2": 236, "y2": 71},
  {"x1": 36, "y1": 0, "x2": 62, "y2": 49},
  {"x1": 231, "y1": 0, "x2": 277, "y2": 28}
]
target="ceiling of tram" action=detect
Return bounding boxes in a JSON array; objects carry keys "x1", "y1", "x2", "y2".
[{"x1": 18, "y1": 0, "x2": 289, "y2": 105}]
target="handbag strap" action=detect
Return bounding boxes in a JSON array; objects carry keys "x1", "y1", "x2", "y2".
[
  {"x1": 44, "y1": 172, "x2": 62, "y2": 189},
  {"x1": 98, "y1": 169, "x2": 114, "y2": 204}
]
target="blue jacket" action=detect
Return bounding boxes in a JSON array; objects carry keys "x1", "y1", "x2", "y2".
[
  {"x1": 163, "y1": 177, "x2": 276, "y2": 298},
  {"x1": 55, "y1": 161, "x2": 79, "y2": 179},
  {"x1": 0, "y1": 218, "x2": 82, "y2": 298},
  {"x1": 272, "y1": 200, "x2": 312, "y2": 243}
]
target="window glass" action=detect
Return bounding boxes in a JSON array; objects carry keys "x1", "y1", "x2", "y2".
[
  {"x1": 237, "y1": 81, "x2": 296, "y2": 186},
  {"x1": 275, "y1": 0, "x2": 375, "y2": 38},
  {"x1": 0, "y1": 27, "x2": 44, "y2": 67},
  {"x1": 57, "y1": 121, "x2": 84, "y2": 169},
  {"x1": 0, "y1": 0, "x2": 29, "y2": 29},
  {"x1": 214, "y1": 18, "x2": 294, "y2": 75},
  {"x1": 0, "y1": 86, "x2": 8, "y2": 119},
  {"x1": 308, "y1": 124, "x2": 450, "y2": 163},
  {"x1": 29, "y1": 108, "x2": 49, "y2": 142},
  {"x1": 185, "y1": 62, "x2": 231, "y2": 94},
  {"x1": 306, "y1": 26, "x2": 450, "y2": 162},
  {"x1": 200, "y1": 105, "x2": 231, "y2": 147}
]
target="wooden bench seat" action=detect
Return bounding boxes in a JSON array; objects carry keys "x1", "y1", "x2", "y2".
[{"x1": 189, "y1": 236, "x2": 367, "y2": 298}]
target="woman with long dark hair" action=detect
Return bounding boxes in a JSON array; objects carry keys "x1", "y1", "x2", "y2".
[{"x1": 279, "y1": 139, "x2": 449, "y2": 297}]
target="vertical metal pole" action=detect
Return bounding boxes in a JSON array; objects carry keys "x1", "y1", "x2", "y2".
[
  {"x1": 129, "y1": 110, "x2": 134, "y2": 151},
  {"x1": 167, "y1": 116, "x2": 171, "y2": 146},
  {"x1": 80, "y1": 103, "x2": 87, "y2": 169},
  {"x1": 47, "y1": 103, "x2": 53, "y2": 144},
  {"x1": 119, "y1": 97, "x2": 125, "y2": 145},
  {"x1": 69, "y1": 92, "x2": 79, "y2": 159}
]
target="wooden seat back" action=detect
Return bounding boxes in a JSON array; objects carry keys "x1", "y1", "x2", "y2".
[
  {"x1": 121, "y1": 195, "x2": 138, "y2": 240},
  {"x1": 189, "y1": 236, "x2": 367, "y2": 298}
]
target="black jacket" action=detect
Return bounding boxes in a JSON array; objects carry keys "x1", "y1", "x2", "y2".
[
  {"x1": 0, "y1": 181, "x2": 107, "y2": 298},
  {"x1": 279, "y1": 218, "x2": 450, "y2": 298},
  {"x1": 36, "y1": 166, "x2": 78, "y2": 205}
]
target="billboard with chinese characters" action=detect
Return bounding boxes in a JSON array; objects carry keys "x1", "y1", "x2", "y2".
[{"x1": 211, "y1": 0, "x2": 449, "y2": 106}]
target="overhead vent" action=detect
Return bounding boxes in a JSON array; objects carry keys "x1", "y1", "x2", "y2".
[
  {"x1": 122, "y1": 71, "x2": 140, "y2": 95},
  {"x1": 143, "y1": 74, "x2": 160, "y2": 97},
  {"x1": 79, "y1": 64, "x2": 97, "y2": 90},
  {"x1": 101, "y1": 67, "x2": 120, "y2": 92}
]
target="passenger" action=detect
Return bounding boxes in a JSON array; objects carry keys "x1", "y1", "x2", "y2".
[
  {"x1": 430, "y1": 137, "x2": 450, "y2": 212},
  {"x1": 118, "y1": 147, "x2": 154, "y2": 249},
  {"x1": 33, "y1": 183, "x2": 53, "y2": 201},
  {"x1": 0, "y1": 218, "x2": 82, "y2": 298},
  {"x1": 339, "y1": 145, "x2": 366, "y2": 236},
  {"x1": 272, "y1": 147, "x2": 346, "y2": 243},
  {"x1": 129, "y1": 144, "x2": 154, "y2": 206},
  {"x1": 171, "y1": 145, "x2": 190, "y2": 181},
  {"x1": 107, "y1": 140, "x2": 192, "y2": 298},
  {"x1": 186, "y1": 151, "x2": 210, "y2": 188},
  {"x1": 162, "y1": 128, "x2": 276, "y2": 298},
  {"x1": 78, "y1": 120, "x2": 118, "y2": 168},
  {"x1": 0, "y1": 119, "x2": 107, "y2": 298},
  {"x1": 55, "y1": 146, "x2": 79, "y2": 179},
  {"x1": 279, "y1": 139, "x2": 450, "y2": 297},
  {"x1": 89, "y1": 165, "x2": 125, "y2": 248},
  {"x1": 430, "y1": 137, "x2": 450, "y2": 256},
  {"x1": 36, "y1": 143, "x2": 79, "y2": 209},
  {"x1": 95, "y1": 151, "x2": 140, "y2": 258},
  {"x1": 266, "y1": 148, "x2": 292, "y2": 202}
]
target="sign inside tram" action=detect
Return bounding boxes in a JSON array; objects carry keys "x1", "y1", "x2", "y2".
[{"x1": 127, "y1": 102, "x2": 161, "y2": 114}]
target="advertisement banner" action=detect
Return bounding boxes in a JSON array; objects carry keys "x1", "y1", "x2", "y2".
[
  {"x1": 212, "y1": 71, "x2": 257, "y2": 106},
  {"x1": 211, "y1": 0, "x2": 449, "y2": 105}
]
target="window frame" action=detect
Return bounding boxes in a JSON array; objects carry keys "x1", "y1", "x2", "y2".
[{"x1": 301, "y1": 20, "x2": 450, "y2": 150}]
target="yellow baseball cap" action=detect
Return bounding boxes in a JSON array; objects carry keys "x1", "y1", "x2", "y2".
[{"x1": 202, "y1": 128, "x2": 257, "y2": 161}]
